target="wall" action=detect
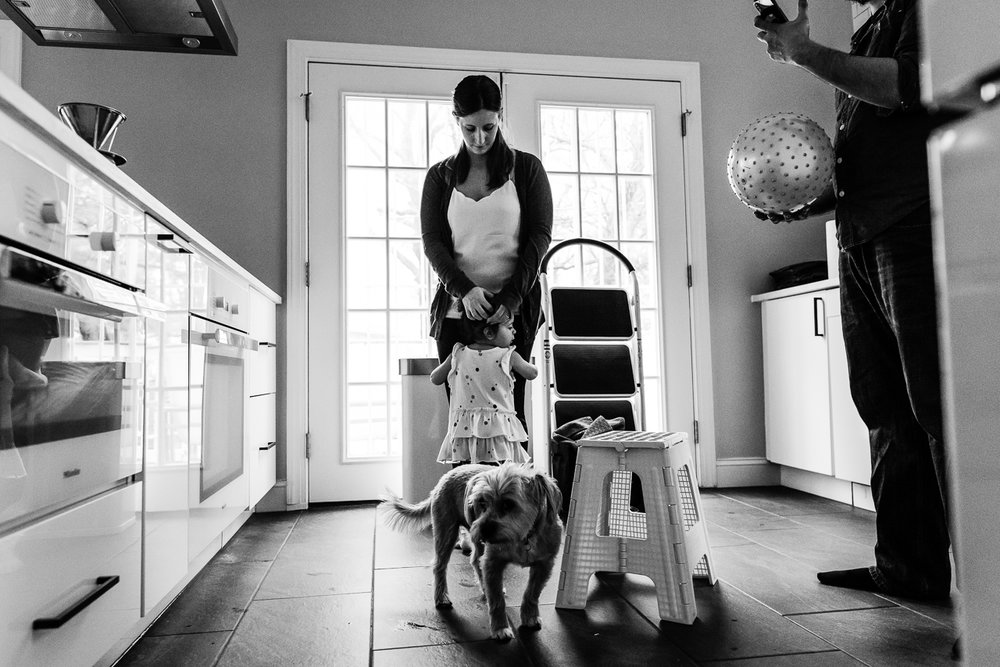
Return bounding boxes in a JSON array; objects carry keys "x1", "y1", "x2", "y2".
[{"x1": 17, "y1": 1, "x2": 853, "y2": 470}]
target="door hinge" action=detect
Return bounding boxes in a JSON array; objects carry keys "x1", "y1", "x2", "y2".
[
  {"x1": 305, "y1": 260, "x2": 310, "y2": 287},
  {"x1": 300, "y1": 91, "x2": 312, "y2": 122},
  {"x1": 306, "y1": 432, "x2": 312, "y2": 459},
  {"x1": 693, "y1": 420, "x2": 700, "y2": 444},
  {"x1": 681, "y1": 109, "x2": 692, "y2": 137},
  {"x1": 687, "y1": 264, "x2": 693, "y2": 288}
]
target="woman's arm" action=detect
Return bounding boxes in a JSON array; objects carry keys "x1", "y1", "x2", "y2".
[
  {"x1": 420, "y1": 162, "x2": 475, "y2": 300},
  {"x1": 430, "y1": 354, "x2": 452, "y2": 385},
  {"x1": 495, "y1": 152, "x2": 553, "y2": 316},
  {"x1": 509, "y1": 351, "x2": 538, "y2": 381}
]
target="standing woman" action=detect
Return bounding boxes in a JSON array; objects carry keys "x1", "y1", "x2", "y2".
[{"x1": 421, "y1": 74, "x2": 552, "y2": 440}]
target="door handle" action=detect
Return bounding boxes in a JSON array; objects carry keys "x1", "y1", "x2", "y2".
[
  {"x1": 813, "y1": 297, "x2": 826, "y2": 337},
  {"x1": 33, "y1": 575, "x2": 120, "y2": 629}
]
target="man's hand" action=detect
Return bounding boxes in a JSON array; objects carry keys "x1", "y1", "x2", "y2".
[
  {"x1": 751, "y1": 185, "x2": 836, "y2": 224},
  {"x1": 461, "y1": 286, "x2": 494, "y2": 320},
  {"x1": 755, "y1": 0, "x2": 812, "y2": 65}
]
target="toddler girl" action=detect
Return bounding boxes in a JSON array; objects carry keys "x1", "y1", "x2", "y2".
[{"x1": 430, "y1": 314, "x2": 537, "y2": 465}]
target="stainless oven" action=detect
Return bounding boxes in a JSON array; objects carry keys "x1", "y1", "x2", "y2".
[
  {"x1": 0, "y1": 243, "x2": 151, "y2": 533},
  {"x1": 186, "y1": 313, "x2": 254, "y2": 502}
]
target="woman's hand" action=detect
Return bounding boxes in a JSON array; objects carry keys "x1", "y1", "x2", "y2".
[{"x1": 461, "y1": 286, "x2": 494, "y2": 320}]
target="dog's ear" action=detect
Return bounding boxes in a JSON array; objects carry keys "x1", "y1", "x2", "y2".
[
  {"x1": 532, "y1": 472, "x2": 563, "y2": 527},
  {"x1": 464, "y1": 480, "x2": 481, "y2": 526}
]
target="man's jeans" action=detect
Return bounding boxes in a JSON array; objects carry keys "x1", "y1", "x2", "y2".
[{"x1": 839, "y1": 214, "x2": 952, "y2": 597}]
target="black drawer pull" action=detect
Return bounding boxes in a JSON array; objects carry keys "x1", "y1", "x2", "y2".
[
  {"x1": 33, "y1": 575, "x2": 119, "y2": 630},
  {"x1": 260, "y1": 441, "x2": 277, "y2": 451}
]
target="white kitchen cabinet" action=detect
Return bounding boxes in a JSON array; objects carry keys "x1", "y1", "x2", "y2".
[
  {"x1": 142, "y1": 217, "x2": 192, "y2": 616},
  {"x1": 0, "y1": 484, "x2": 141, "y2": 667},
  {"x1": 246, "y1": 288, "x2": 278, "y2": 507},
  {"x1": 760, "y1": 287, "x2": 870, "y2": 482},
  {"x1": 762, "y1": 289, "x2": 834, "y2": 475},
  {"x1": 826, "y1": 302, "x2": 872, "y2": 485}
]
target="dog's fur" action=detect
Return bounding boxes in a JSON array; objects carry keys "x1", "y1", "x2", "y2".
[{"x1": 378, "y1": 463, "x2": 563, "y2": 641}]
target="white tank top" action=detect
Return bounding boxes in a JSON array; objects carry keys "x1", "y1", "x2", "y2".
[{"x1": 446, "y1": 179, "x2": 521, "y2": 318}]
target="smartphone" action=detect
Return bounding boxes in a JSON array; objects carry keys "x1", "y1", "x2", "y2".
[{"x1": 754, "y1": 0, "x2": 788, "y2": 24}]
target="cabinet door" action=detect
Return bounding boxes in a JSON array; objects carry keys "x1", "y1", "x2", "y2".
[
  {"x1": 762, "y1": 292, "x2": 834, "y2": 475},
  {"x1": 827, "y1": 309, "x2": 872, "y2": 484}
]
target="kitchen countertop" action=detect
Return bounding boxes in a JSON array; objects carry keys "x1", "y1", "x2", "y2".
[
  {"x1": 750, "y1": 277, "x2": 839, "y2": 303},
  {"x1": 0, "y1": 72, "x2": 280, "y2": 303}
]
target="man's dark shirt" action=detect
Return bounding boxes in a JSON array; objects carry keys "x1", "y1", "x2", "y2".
[{"x1": 833, "y1": 0, "x2": 935, "y2": 249}]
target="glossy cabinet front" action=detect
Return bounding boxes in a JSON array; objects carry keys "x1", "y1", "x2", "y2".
[
  {"x1": 0, "y1": 483, "x2": 141, "y2": 667},
  {"x1": 142, "y1": 218, "x2": 191, "y2": 615},
  {"x1": 247, "y1": 288, "x2": 277, "y2": 507}
]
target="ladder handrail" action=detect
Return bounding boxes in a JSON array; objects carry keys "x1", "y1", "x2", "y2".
[{"x1": 540, "y1": 238, "x2": 636, "y2": 274}]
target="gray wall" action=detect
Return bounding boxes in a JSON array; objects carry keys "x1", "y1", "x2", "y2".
[{"x1": 19, "y1": 1, "x2": 853, "y2": 466}]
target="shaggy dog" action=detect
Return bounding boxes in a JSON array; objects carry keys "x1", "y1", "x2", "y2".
[{"x1": 378, "y1": 463, "x2": 563, "y2": 641}]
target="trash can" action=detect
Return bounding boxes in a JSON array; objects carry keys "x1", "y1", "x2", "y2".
[{"x1": 399, "y1": 358, "x2": 449, "y2": 502}]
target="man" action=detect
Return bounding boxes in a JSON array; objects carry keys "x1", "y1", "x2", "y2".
[{"x1": 754, "y1": 0, "x2": 954, "y2": 603}]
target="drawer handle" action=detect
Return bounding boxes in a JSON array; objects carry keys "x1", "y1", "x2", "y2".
[
  {"x1": 813, "y1": 297, "x2": 826, "y2": 337},
  {"x1": 33, "y1": 575, "x2": 120, "y2": 630},
  {"x1": 260, "y1": 441, "x2": 277, "y2": 451}
]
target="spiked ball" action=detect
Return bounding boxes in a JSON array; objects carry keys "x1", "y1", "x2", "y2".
[{"x1": 727, "y1": 112, "x2": 835, "y2": 217}]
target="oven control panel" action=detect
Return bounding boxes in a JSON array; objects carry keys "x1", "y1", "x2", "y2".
[{"x1": 0, "y1": 112, "x2": 146, "y2": 289}]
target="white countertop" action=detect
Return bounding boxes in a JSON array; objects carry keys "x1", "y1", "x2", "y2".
[
  {"x1": 0, "y1": 71, "x2": 280, "y2": 303},
  {"x1": 750, "y1": 277, "x2": 839, "y2": 303}
]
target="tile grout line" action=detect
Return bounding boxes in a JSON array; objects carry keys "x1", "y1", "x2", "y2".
[{"x1": 209, "y1": 512, "x2": 306, "y2": 667}]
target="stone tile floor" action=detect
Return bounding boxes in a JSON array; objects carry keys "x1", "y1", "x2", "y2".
[{"x1": 116, "y1": 487, "x2": 959, "y2": 666}]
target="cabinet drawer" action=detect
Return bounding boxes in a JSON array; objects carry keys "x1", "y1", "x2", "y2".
[
  {"x1": 191, "y1": 257, "x2": 250, "y2": 332},
  {"x1": 247, "y1": 394, "x2": 276, "y2": 506},
  {"x1": 247, "y1": 394, "x2": 277, "y2": 449},
  {"x1": 249, "y1": 288, "x2": 277, "y2": 343},
  {"x1": 0, "y1": 484, "x2": 141, "y2": 667},
  {"x1": 248, "y1": 343, "x2": 277, "y2": 396}
]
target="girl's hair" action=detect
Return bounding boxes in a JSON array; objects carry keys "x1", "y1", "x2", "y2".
[
  {"x1": 457, "y1": 313, "x2": 500, "y2": 346},
  {"x1": 452, "y1": 75, "x2": 514, "y2": 190}
]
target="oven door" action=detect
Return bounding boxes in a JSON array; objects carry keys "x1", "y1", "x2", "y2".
[
  {"x1": 0, "y1": 244, "x2": 146, "y2": 534},
  {"x1": 186, "y1": 315, "x2": 255, "y2": 503}
]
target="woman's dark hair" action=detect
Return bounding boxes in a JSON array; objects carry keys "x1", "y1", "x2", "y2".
[{"x1": 452, "y1": 75, "x2": 514, "y2": 189}]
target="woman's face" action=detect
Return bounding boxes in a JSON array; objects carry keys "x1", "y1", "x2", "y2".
[{"x1": 457, "y1": 109, "x2": 500, "y2": 156}]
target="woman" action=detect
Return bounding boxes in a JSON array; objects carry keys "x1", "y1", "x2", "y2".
[{"x1": 420, "y1": 74, "x2": 552, "y2": 437}]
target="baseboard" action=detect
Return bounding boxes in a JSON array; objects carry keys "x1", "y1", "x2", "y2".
[
  {"x1": 780, "y1": 466, "x2": 874, "y2": 511},
  {"x1": 714, "y1": 457, "x2": 781, "y2": 488},
  {"x1": 253, "y1": 480, "x2": 289, "y2": 513}
]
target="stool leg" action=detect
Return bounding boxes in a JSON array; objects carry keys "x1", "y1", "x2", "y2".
[{"x1": 555, "y1": 463, "x2": 604, "y2": 610}]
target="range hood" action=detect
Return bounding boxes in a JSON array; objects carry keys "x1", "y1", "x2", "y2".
[{"x1": 1, "y1": 0, "x2": 238, "y2": 55}]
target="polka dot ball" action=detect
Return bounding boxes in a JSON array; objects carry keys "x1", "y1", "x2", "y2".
[{"x1": 726, "y1": 112, "x2": 835, "y2": 216}]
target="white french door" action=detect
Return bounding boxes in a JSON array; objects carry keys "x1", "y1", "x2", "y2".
[{"x1": 307, "y1": 62, "x2": 694, "y2": 503}]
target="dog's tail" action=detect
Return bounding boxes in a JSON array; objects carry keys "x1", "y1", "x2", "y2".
[{"x1": 377, "y1": 490, "x2": 433, "y2": 533}]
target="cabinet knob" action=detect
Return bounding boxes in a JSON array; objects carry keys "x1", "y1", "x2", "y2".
[
  {"x1": 89, "y1": 231, "x2": 118, "y2": 251},
  {"x1": 40, "y1": 200, "x2": 64, "y2": 225}
]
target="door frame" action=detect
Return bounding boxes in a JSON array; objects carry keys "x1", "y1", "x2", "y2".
[{"x1": 285, "y1": 40, "x2": 716, "y2": 509}]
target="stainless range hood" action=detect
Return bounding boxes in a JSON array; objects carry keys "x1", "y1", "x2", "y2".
[{"x1": 1, "y1": 0, "x2": 238, "y2": 55}]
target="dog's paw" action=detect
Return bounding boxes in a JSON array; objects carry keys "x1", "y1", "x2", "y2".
[
  {"x1": 435, "y1": 595, "x2": 453, "y2": 609},
  {"x1": 519, "y1": 613, "x2": 541, "y2": 631},
  {"x1": 491, "y1": 626, "x2": 514, "y2": 642}
]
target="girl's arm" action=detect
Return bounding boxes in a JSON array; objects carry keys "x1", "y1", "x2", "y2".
[
  {"x1": 509, "y1": 351, "x2": 538, "y2": 381},
  {"x1": 430, "y1": 355, "x2": 452, "y2": 385}
]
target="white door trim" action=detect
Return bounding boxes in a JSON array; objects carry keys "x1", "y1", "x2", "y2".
[{"x1": 285, "y1": 40, "x2": 717, "y2": 508}]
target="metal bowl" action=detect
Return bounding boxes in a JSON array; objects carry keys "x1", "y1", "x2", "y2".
[{"x1": 57, "y1": 102, "x2": 127, "y2": 151}]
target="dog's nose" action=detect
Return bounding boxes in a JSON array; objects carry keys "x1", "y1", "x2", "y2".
[{"x1": 479, "y1": 521, "x2": 497, "y2": 542}]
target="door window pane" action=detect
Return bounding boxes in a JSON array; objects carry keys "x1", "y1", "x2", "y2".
[
  {"x1": 345, "y1": 167, "x2": 386, "y2": 237},
  {"x1": 387, "y1": 100, "x2": 427, "y2": 168},
  {"x1": 345, "y1": 97, "x2": 386, "y2": 166}
]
